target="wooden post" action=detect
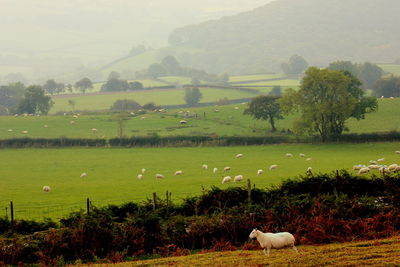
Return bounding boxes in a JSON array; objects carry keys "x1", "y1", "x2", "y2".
[
  {"x1": 86, "y1": 198, "x2": 90, "y2": 216},
  {"x1": 10, "y1": 201, "x2": 14, "y2": 228},
  {"x1": 203, "y1": 112, "x2": 206, "y2": 119},
  {"x1": 247, "y1": 179, "x2": 251, "y2": 203},
  {"x1": 166, "y1": 190, "x2": 169, "y2": 213},
  {"x1": 336, "y1": 170, "x2": 339, "y2": 178},
  {"x1": 153, "y1": 192, "x2": 157, "y2": 210}
]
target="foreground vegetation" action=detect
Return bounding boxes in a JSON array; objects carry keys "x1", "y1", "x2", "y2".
[
  {"x1": 1, "y1": 172, "x2": 399, "y2": 264},
  {"x1": 91, "y1": 236, "x2": 400, "y2": 267}
]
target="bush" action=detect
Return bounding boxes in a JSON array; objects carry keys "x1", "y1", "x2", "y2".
[{"x1": 110, "y1": 99, "x2": 141, "y2": 111}]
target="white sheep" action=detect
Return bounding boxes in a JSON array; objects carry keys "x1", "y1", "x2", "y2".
[
  {"x1": 394, "y1": 166, "x2": 400, "y2": 173},
  {"x1": 223, "y1": 166, "x2": 231, "y2": 172},
  {"x1": 73, "y1": 115, "x2": 78, "y2": 118},
  {"x1": 388, "y1": 164, "x2": 399, "y2": 171},
  {"x1": 70, "y1": 121, "x2": 75, "y2": 124},
  {"x1": 299, "y1": 153, "x2": 305, "y2": 157},
  {"x1": 396, "y1": 151, "x2": 400, "y2": 154},
  {"x1": 379, "y1": 167, "x2": 388, "y2": 175},
  {"x1": 377, "y1": 158, "x2": 385, "y2": 162},
  {"x1": 202, "y1": 164, "x2": 208, "y2": 170},
  {"x1": 234, "y1": 107, "x2": 239, "y2": 110},
  {"x1": 42, "y1": 185, "x2": 51, "y2": 192},
  {"x1": 306, "y1": 167, "x2": 313, "y2": 176},
  {"x1": 358, "y1": 167, "x2": 370, "y2": 175},
  {"x1": 7, "y1": 129, "x2": 13, "y2": 132},
  {"x1": 174, "y1": 170, "x2": 183, "y2": 175},
  {"x1": 22, "y1": 130, "x2": 28, "y2": 134},
  {"x1": 44, "y1": 125, "x2": 48, "y2": 128},
  {"x1": 156, "y1": 173, "x2": 164, "y2": 179},
  {"x1": 249, "y1": 229, "x2": 298, "y2": 256},
  {"x1": 140, "y1": 116, "x2": 146, "y2": 120},
  {"x1": 286, "y1": 153, "x2": 293, "y2": 158},
  {"x1": 269, "y1": 164, "x2": 278, "y2": 170},
  {"x1": 368, "y1": 165, "x2": 380, "y2": 170},
  {"x1": 369, "y1": 160, "x2": 377, "y2": 165},
  {"x1": 80, "y1": 172, "x2": 87, "y2": 178},
  {"x1": 221, "y1": 176, "x2": 232, "y2": 184},
  {"x1": 141, "y1": 168, "x2": 146, "y2": 174},
  {"x1": 257, "y1": 169, "x2": 264, "y2": 176},
  {"x1": 91, "y1": 128, "x2": 98, "y2": 132},
  {"x1": 213, "y1": 167, "x2": 218, "y2": 174},
  {"x1": 236, "y1": 153, "x2": 243, "y2": 158},
  {"x1": 137, "y1": 174, "x2": 143, "y2": 180},
  {"x1": 353, "y1": 165, "x2": 365, "y2": 170},
  {"x1": 180, "y1": 120, "x2": 187, "y2": 125},
  {"x1": 234, "y1": 175, "x2": 243, "y2": 182},
  {"x1": 306, "y1": 158, "x2": 312, "y2": 161}
]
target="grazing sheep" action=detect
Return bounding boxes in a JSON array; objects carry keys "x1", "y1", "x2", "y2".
[
  {"x1": 299, "y1": 153, "x2": 305, "y2": 157},
  {"x1": 42, "y1": 185, "x2": 51, "y2": 192},
  {"x1": 306, "y1": 158, "x2": 312, "y2": 161},
  {"x1": 379, "y1": 166, "x2": 388, "y2": 175},
  {"x1": 223, "y1": 166, "x2": 231, "y2": 172},
  {"x1": 137, "y1": 174, "x2": 143, "y2": 180},
  {"x1": 7, "y1": 129, "x2": 12, "y2": 132},
  {"x1": 236, "y1": 153, "x2": 243, "y2": 158},
  {"x1": 353, "y1": 165, "x2": 365, "y2": 170},
  {"x1": 14, "y1": 114, "x2": 19, "y2": 117},
  {"x1": 269, "y1": 164, "x2": 278, "y2": 170},
  {"x1": 140, "y1": 117, "x2": 146, "y2": 120},
  {"x1": 358, "y1": 167, "x2": 370, "y2": 175},
  {"x1": 286, "y1": 153, "x2": 293, "y2": 158},
  {"x1": 141, "y1": 168, "x2": 146, "y2": 174},
  {"x1": 257, "y1": 169, "x2": 264, "y2": 176},
  {"x1": 394, "y1": 166, "x2": 400, "y2": 173},
  {"x1": 91, "y1": 128, "x2": 98, "y2": 132},
  {"x1": 22, "y1": 130, "x2": 28, "y2": 134},
  {"x1": 202, "y1": 164, "x2": 208, "y2": 170},
  {"x1": 174, "y1": 170, "x2": 183, "y2": 175},
  {"x1": 396, "y1": 151, "x2": 400, "y2": 154},
  {"x1": 234, "y1": 175, "x2": 243, "y2": 182},
  {"x1": 388, "y1": 164, "x2": 399, "y2": 171},
  {"x1": 44, "y1": 125, "x2": 48, "y2": 128},
  {"x1": 180, "y1": 120, "x2": 187, "y2": 124},
  {"x1": 306, "y1": 167, "x2": 313, "y2": 176},
  {"x1": 70, "y1": 121, "x2": 75, "y2": 124},
  {"x1": 369, "y1": 160, "x2": 377, "y2": 165},
  {"x1": 213, "y1": 167, "x2": 218, "y2": 174},
  {"x1": 156, "y1": 174, "x2": 164, "y2": 179},
  {"x1": 234, "y1": 107, "x2": 239, "y2": 110},
  {"x1": 249, "y1": 229, "x2": 298, "y2": 256},
  {"x1": 73, "y1": 115, "x2": 78, "y2": 118},
  {"x1": 221, "y1": 176, "x2": 232, "y2": 184},
  {"x1": 368, "y1": 165, "x2": 380, "y2": 169},
  {"x1": 214, "y1": 109, "x2": 220, "y2": 112},
  {"x1": 80, "y1": 172, "x2": 87, "y2": 178},
  {"x1": 377, "y1": 158, "x2": 385, "y2": 162}
]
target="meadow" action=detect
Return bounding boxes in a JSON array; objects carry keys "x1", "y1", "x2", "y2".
[
  {"x1": 1, "y1": 98, "x2": 399, "y2": 139},
  {"x1": 378, "y1": 63, "x2": 400, "y2": 76},
  {"x1": 1, "y1": 142, "x2": 399, "y2": 220},
  {"x1": 93, "y1": 236, "x2": 400, "y2": 267}
]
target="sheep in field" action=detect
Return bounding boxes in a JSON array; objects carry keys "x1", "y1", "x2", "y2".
[
  {"x1": 202, "y1": 164, "x2": 208, "y2": 170},
  {"x1": 358, "y1": 167, "x2": 370, "y2": 175},
  {"x1": 141, "y1": 168, "x2": 146, "y2": 174},
  {"x1": 42, "y1": 185, "x2": 51, "y2": 192},
  {"x1": 236, "y1": 153, "x2": 243, "y2": 158},
  {"x1": 234, "y1": 175, "x2": 243, "y2": 182},
  {"x1": 379, "y1": 167, "x2": 388, "y2": 175},
  {"x1": 396, "y1": 151, "x2": 400, "y2": 154},
  {"x1": 156, "y1": 174, "x2": 164, "y2": 179},
  {"x1": 306, "y1": 167, "x2": 313, "y2": 176},
  {"x1": 174, "y1": 170, "x2": 183, "y2": 175},
  {"x1": 377, "y1": 158, "x2": 385, "y2": 162},
  {"x1": 222, "y1": 176, "x2": 232, "y2": 184},
  {"x1": 224, "y1": 166, "x2": 231, "y2": 172},
  {"x1": 257, "y1": 169, "x2": 264, "y2": 176},
  {"x1": 299, "y1": 153, "x2": 305, "y2": 157},
  {"x1": 137, "y1": 174, "x2": 143, "y2": 180},
  {"x1": 388, "y1": 164, "x2": 399, "y2": 171},
  {"x1": 306, "y1": 158, "x2": 312, "y2": 161},
  {"x1": 249, "y1": 229, "x2": 298, "y2": 256},
  {"x1": 213, "y1": 168, "x2": 218, "y2": 174},
  {"x1": 368, "y1": 164, "x2": 380, "y2": 170},
  {"x1": 269, "y1": 164, "x2": 278, "y2": 170},
  {"x1": 353, "y1": 165, "x2": 365, "y2": 170},
  {"x1": 80, "y1": 172, "x2": 87, "y2": 178},
  {"x1": 286, "y1": 153, "x2": 293, "y2": 158}
]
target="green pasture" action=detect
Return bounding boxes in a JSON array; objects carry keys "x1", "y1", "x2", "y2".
[
  {"x1": 159, "y1": 76, "x2": 192, "y2": 84},
  {"x1": 378, "y1": 64, "x2": 400, "y2": 75},
  {"x1": 1, "y1": 143, "x2": 399, "y2": 220},
  {"x1": 50, "y1": 87, "x2": 257, "y2": 113},
  {"x1": 1, "y1": 98, "x2": 399, "y2": 139},
  {"x1": 229, "y1": 74, "x2": 285, "y2": 83},
  {"x1": 239, "y1": 79, "x2": 301, "y2": 87}
]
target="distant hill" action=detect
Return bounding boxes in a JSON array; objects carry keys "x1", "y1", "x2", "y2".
[{"x1": 166, "y1": 0, "x2": 400, "y2": 74}]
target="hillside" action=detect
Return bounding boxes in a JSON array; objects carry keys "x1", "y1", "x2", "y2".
[{"x1": 167, "y1": 0, "x2": 400, "y2": 74}]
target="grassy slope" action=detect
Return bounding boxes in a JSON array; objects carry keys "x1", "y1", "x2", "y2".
[
  {"x1": 229, "y1": 74, "x2": 285, "y2": 82},
  {"x1": 87, "y1": 236, "x2": 400, "y2": 267},
  {"x1": 378, "y1": 64, "x2": 400, "y2": 75},
  {"x1": 238, "y1": 79, "x2": 301, "y2": 87},
  {"x1": 2, "y1": 98, "x2": 399, "y2": 139},
  {"x1": 50, "y1": 88, "x2": 256, "y2": 113},
  {"x1": 1, "y1": 143, "x2": 400, "y2": 219}
]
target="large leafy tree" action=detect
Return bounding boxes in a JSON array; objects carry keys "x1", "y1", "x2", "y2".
[
  {"x1": 74, "y1": 77, "x2": 93, "y2": 94},
  {"x1": 281, "y1": 55, "x2": 309, "y2": 76},
  {"x1": 16, "y1": 85, "x2": 53, "y2": 115},
  {"x1": 244, "y1": 95, "x2": 283, "y2": 132},
  {"x1": 280, "y1": 67, "x2": 378, "y2": 141}
]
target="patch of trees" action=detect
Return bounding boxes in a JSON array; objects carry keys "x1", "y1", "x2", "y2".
[
  {"x1": 101, "y1": 72, "x2": 144, "y2": 92},
  {"x1": 0, "y1": 82, "x2": 25, "y2": 115},
  {"x1": 328, "y1": 61, "x2": 383, "y2": 89},
  {"x1": 373, "y1": 75, "x2": 400, "y2": 98},
  {"x1": 147, "y1": 56, "x2": 229, "y2": 84},
  {"x1": 184, "y1": 87, "x2": 202, "y2": 106},
  {"x1": 74, "y1": 77, "x2": 93, "y2": 94},
  {"x1": 110, "y1": 99, "x2": 141, "y2": 111},
  {"x1": 42, "y1": 79, "x2": 65, "y2": 95},
  {"x1": 280, "y1": 67, "x2": 377, "y2": 141},
  {"x1": 281, "y1": 55, "x2": 309, "y2": 76},
  {"x1": 16, "y1": 85, "x2": 54, "y2": 115}
]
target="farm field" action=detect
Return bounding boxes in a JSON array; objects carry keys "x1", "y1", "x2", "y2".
[
  {"x1": 238, "y1": 79, "x2": 301, "y2": 87},
  {"x1": 90, "y1": 236, "x2": 400, "y2": 267},
  {"x1": 50, "y1": 87, "x2": 257, "y2": 113},
  {"x1": 1, "y1": 142, "x2": 400, "y2": 220},
  {"x1": 1, "y1": 98, "x2": 399, "y2": 139},
  {"x1": 378, "y1": 64, "x2": 400, "y2": 75},
  {"x1": 229, "y1": 74, "x2": 285, "y2": 82},
  {"x1": 159, "y1": 76, "x2": 192, "y2": 84}
]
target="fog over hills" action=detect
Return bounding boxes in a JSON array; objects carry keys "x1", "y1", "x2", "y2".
[
  {"x1": 167, "y1": 0, "x2": 400, "y2": 74},
  {"x1": 0, "y1": 0, "x2": 270, "y2": 83}
]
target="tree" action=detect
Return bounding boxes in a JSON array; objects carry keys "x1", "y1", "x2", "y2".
[
  {"x1": 184, "y1": 87, "x2": 202, "y2": 106},
  {"x1": 68, "y1": 99, "x2": 76, "y2": 112},
  {"x1": 43, "y1": 79, "x2": 58, "y2": 95},
  {"x1": 0, "y1": 82, "x2": 25, "y2": 114},
  {"x1": 147, "y1": 63, "x2": 166, "y2": 78},
  {"x1": 244, "y1": 95, "x2": 283, "y2": 132},
  {"x1": 280, "y1": 67, "x2": 378, "y2": 141},
  {"x1": 107, "y1": 71, "x2": 121, "y2": 81},
  {"x1": 113, "y1": 112, "x2": 130, "y2": 139},
  {"x1": 373, "y1": 75, "x2": 400, "y2": 97},
  {"x1": 74, "y1": 77, "x2": 93, "y2": 94},
  {"x1": 161, "y1": 56, "x2": 181, "y2": 75},
  {"x1": 129, "y1": 81, "x2": 144, "y2": 90},
  {"x1": 281, "y1": 55, "x2": 309, "y2": 76},
  {"x1": 16, "y1": 85, "x2": 53, "y2": 115},
  {"x1": 101, "y1": 79, "x2": 129, "y2": 92},
  {"x1": 66, "y1": 84, "x2": 73, "y2": 93},
  {"x1": 110, "y1": 99, "x2": 141, "y2": 111},
  {"x1": 269, "y1": 86, "x2": 282, "y2": 97}
]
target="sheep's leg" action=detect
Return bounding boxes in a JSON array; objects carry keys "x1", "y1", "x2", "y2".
[
  {"x1": 263, "y1": 248, "x2": 270, "y2": 256},
  {"x1": 292, "y1": 245, "x2": 299, "y2": 253}
]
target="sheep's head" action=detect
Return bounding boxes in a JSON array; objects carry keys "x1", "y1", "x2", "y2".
[{"x1": 249, "y1": 228, "x2": 258, "y2": 239}]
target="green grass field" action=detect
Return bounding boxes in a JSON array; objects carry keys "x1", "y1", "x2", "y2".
[
  {"x1": 229, "y1": 74, "x2": 285, "y2": 82},
  {"x1": 159, "y1": 76, "x2": 192, "y2": 84},
  {"x1": 1, "y1": 143, "x2": 399, "y2": 220},
  {"x1": 238, "y1": 79, "x2": 301, "y2": 87},
  {"x1": 50, "y1": 87, "x2": 257, "y2": 113},
  {"x1": 378, "y1": 64, "x2": 400, "y2": 75},
  {"x1": 2, "y1": 98, "x2": 399, "y2": 139}
]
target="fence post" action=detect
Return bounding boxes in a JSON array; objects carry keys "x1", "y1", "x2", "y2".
[
  {"x1": 247, "y1": 179, "x2": 251, "y2": 203},
  {"x1": 166, "y1": 190, "x2": 169, "y2": 213},
  {"x1": 336, "y1": 170, "x2": 339, "y2": 178},
  {"x1": 10, "y1": 201, "x2": 14, "y2": 229},
  {"x1": 86, "y1": 198, "x2": 90, "y2": 216},
  {"x1": 153, "y1": 192, "x2": 157, "y2": 210}
]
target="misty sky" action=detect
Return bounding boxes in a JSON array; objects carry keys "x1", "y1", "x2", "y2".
[{"x1": 0, "y1": 0, "x2": 272, "y2": 78}]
